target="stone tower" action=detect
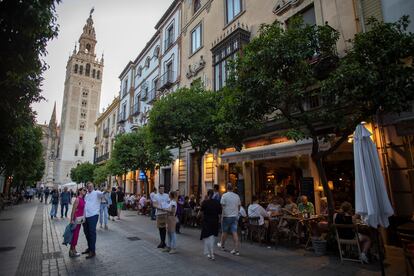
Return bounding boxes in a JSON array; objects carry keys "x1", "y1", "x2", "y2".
[
  {"x1": 56, "y1": 10, "x2": 103, "y2": 185},
  {"x1": 38, "y1": 102, "x2": 59, "y2": 188}
]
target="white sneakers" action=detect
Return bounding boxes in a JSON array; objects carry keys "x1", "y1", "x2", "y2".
[
  {"x1": 217, "y1": 242, "x2": 240, "y2": 256},
  {"x1": 230, "y1": 249, "x2": 240, "y2": 256},
  {"x1": 360, "y1": 252, "x2": 369, "y2": 264},
  {"x1": 207, "y1": 254, "x2": 215, "y2": 260}
]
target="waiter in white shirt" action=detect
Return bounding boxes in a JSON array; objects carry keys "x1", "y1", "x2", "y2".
[
  {"x1": 153, "y1": 185, "x2": 170, "y2": 249},
  {"x1": 82, "y1": 182, "x2": 105, "y2": 259}
]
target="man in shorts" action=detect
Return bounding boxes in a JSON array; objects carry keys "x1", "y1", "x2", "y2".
[{"x1": 218, "y1": 183, "x2": 241, "y2": 255}]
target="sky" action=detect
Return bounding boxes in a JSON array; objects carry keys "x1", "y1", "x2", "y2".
[{"x1": 32, "y1": 0, "x2": 173, "y2": 125}]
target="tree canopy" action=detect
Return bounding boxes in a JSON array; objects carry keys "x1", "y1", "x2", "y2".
[
  {"x1": 93, "y1": 163, "x2": 109, "y2": 186},
  {"x1": 220, "y1": 16, "x2": 414, "y2": 221},
  {"x1": 148, "y1": 83, "x2": 223, "y2": 154},
  {"x1": 8, "y1": 125, "x2": 45, "y2": 187},
  {"x1": 0, "y1": 0, "x2": 60, "y2": 176},
  {"x1": 70, "y1": 162, "x2": 95, "y2": 184}
]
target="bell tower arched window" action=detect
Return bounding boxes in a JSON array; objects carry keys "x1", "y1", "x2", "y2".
[
  {"x1": 74, "y1": 64, "x2": 78, "y2": 73},
  {"x1": 92, "y1": 69, "x2": 96, "y2": 78},
  {"x1": 97, "y1": 70, "x2": 100, "y2": 79},
  {"x1": 85, "y1": 63, "x2": 90, "y2": 76},
  {"x1": 79, "y1": 65, "x2": 83, "y2": 75}
]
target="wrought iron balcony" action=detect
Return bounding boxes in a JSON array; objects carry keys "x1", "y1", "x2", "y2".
[
  {"x1": 131, "y1": 102, "x2": 140, "y2": 116},
  {"x1": 117, "y1": 111, "x2": 126, "y2": 123},
  {"x1": 94, "y1": 152, "x2": 109, "y2": 164},
  {"x1": 141, "y1": 87, "x2": 148, "y2": 101},
  {"x1": 159, "y1": 70, "x2": 175, "y2": 90},
  {"x1": 147, "y1": 87, "x2": 157, "y2": 103}
]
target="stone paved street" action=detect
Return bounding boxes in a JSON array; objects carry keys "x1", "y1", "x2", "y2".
[{"x1": 0, "y1": 201, "x2": 406, "y2": 276}]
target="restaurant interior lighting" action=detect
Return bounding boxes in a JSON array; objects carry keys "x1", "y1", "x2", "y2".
[{"x1": 328, "y1": 180, "x2": 334, "y2": 190}]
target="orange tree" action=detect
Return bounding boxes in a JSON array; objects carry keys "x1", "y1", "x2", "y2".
[{"x1": 218, "y1": 17, "x2": 414, "y2": 222}]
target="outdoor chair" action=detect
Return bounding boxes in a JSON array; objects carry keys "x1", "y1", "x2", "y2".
[
  {"x1": 248, "y1": 217, "x2": 267, "y2": 245},
  {"x1": 333, "y1": 224, "x2": 363, "y2": 264},
  {"x1": 399, "y1": 232, "x2": 414, "y2": 275}
]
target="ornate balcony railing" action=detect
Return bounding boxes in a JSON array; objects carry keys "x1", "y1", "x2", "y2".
[{"x1": 159, "y1": 70, "x2": 175, "y2": 90}]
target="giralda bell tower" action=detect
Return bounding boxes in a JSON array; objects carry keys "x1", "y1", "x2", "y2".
[{"x1": 56, "y1": 10, "x2": 103, "y2": 185}]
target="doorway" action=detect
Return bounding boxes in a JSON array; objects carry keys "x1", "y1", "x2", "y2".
[{"x1": 163, "y1": 168, "x2": 171, "y2": 193}]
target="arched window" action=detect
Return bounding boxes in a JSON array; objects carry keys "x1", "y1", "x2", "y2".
[
  {"x1": 86, "y1": 43, "x2": 91, "y2": 52},
  {"x1": 74, "y1": 64, "x2": 78, "y2": 73},
  {"x1": 79, "y1": 65, "x2": 83, "y2": 75},
  {"x1": 153, "y1": 46, "x2": 160, "y2": 58},
  {"x1": 81, "y1": 150, "x2": 85, "y2": 157},
  {"x1": 136, "y1": 66, "x2": 142, "y2": 77},
  {"x1": 97, "y1": 70, "x2": 100, "y2": 79},
  {"x1": 92, "y1": 69, "x2": 96, "y2": 78},
  {"x1": 194, "y1": 0, "x2": 201, "y2": 14},
  {"x1": 74, "y1": 149, "x2": 78, "y2": 156},
  {"x1": 145, "y1": 57, "x2": 151, "y2": 68},
  {"x1": 85, "y1": 63, "x2": 91, "y2": 76}
]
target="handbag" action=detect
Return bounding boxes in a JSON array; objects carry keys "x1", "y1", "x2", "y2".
[{"x1": 75, "y1": 216, "x2": 85, "y2": 224}]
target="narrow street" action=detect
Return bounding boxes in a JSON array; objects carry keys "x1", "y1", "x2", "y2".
[{"x1": 0, "y1": 201, "x2": 405, "y2": 276}]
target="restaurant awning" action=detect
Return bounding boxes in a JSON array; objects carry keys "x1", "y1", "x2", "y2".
[{"x1": 220, "y1": 139, "x2": 330, "y2": 163}]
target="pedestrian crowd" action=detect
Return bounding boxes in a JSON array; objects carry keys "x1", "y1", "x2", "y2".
[{"x1": 3, "y1": 181, "x2": 382, "y2": 265}]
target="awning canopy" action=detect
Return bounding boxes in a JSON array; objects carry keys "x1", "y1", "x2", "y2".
[{"x1": 221, "y1": 139, "x2": 330, "y2": 163}]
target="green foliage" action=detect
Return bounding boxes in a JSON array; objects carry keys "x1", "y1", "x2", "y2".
[
  {"x1": 93, "y1": 164, "x2": 109, "y2": 186},
  {"x1": 219, "y1": 17, "x2": 341, "y2": 146},
  {"x1": 111, "y1": 131, "x2": 140, "y2": 173},
  {"x1": 221, "y1": 16, "x2": 414, "y2": 222},
  {"x1": 320, "y1": 16, "x2": 414, "y2": 131},
  {"x1": 222, "y1": 16, "x2": 414, "y2": 149},
  {"x1": 106, "y1": 158, "x2": 123, "y2": 177},
  {"x1": 8, "y1": 125, "x2": 45, "y2": 186},
  {"x1": 148, "y1": 83, "x2": 223, "y2": 155},
  {"x1": 111, "y1": 126, "x2": 172, "y2": 174},
  {"x1": 70, "y1": 162, "x2": 95, "y2": 184},
  {"x1": 0, "y1": 0, "x2": 60, "y2": 175}
]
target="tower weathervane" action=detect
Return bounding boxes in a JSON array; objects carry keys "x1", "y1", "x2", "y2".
[{"x1": 90, "y1": 7, "x2": 94, "y2": 16}]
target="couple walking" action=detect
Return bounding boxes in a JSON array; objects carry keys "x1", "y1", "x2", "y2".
[
  {"x1": 200, "y1": 183, "x2": 241, "y2": 260},
  {"x1": 68, "y1": 183, "x2": 108, "y2": 258}
]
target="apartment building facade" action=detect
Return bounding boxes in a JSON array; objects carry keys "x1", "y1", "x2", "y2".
[{"x1": 94, "y1": 96, "x2": 119, "y2": 187}]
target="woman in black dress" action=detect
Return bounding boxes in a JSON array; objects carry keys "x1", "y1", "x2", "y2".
[
  {"x1": 200, "y1": 189, "x2": 222, "y2": 260},
  {"x1": 108, "y1": 187, "x2": 117, "y2": 221}
]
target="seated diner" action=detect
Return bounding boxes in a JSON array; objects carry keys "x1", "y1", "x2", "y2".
[{"x1": 334, "y1": 201, "x2": 372, "y2": 263}]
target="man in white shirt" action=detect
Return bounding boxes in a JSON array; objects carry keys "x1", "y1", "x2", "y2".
[
  {"x1": 218, "y1": 183, "x2": 241, "y2": 256},
  {"x1": 150, "y1": 187, "x2": 157, "y2": 220},
  {"x1": 153, "y1": 186, "x2": 170, "y2": 248},
  {"x1": 82, "y1": 182, "x2": 105, "y2": 259},
  {"x1": 248, "y1": 195, "x2": 269, "y2": 226}
]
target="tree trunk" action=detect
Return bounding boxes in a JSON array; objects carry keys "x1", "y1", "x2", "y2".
[
  {"x1": 123, "y1": 171, "x2": 127, "y2": 192},
  {"x1": 312, "y1": 155, "x2": 335, "y2": 224},
  {"x1": 196, "y1": 152, "x2": 203, "y2": 204},
  {"x1": 144, "y1": 172, "x2": 149, "y2": 197}
]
